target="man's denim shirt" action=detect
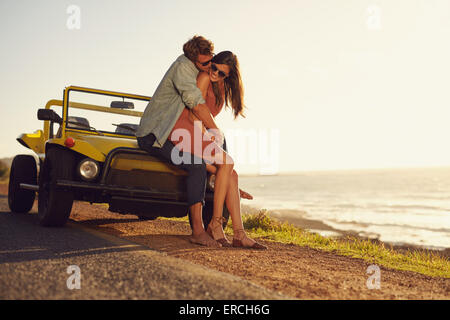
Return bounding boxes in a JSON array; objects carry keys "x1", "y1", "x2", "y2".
[{"x1": 136, "y1": 54, "x2": 206, "y2": 147}]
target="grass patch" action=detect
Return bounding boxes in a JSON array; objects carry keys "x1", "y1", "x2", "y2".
[
  {"x1": 158, "y1": 210, "x2": 448, "y2": 278},
  {"x1": 225, "y1": 210, "x2": 449, "y2": 278},
  {"x1": 160, "y1": 216, "x2": 189, "y2": 222}
]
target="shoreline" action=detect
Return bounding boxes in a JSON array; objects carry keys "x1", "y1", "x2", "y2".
[{"x1": 241, "y1": 204, "x2": 450, "y2": 258}]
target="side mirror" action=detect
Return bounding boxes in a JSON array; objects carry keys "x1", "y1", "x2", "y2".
[
  {"x1": 37, "y1": 109, "x2": 63, "y2": 124},
  {"x1": 110, "y1": 101, "x2": 134, "y2": 109}
]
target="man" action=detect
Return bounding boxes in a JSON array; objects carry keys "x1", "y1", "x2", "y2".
[{"x1": 136, "y1": 35, "x2": 224, "y2": 247}]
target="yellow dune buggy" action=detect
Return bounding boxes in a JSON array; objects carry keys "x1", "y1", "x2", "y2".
[{"x1": 8, "y1": 86, "x2": 229, "y2": 227}]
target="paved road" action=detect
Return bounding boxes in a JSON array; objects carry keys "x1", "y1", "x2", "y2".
[{"x1": 0, "y1": 196, "x2": 285, "y2": 300}]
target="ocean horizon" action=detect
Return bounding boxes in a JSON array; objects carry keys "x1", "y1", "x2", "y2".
[{"x1": 239, "y1": 166, "x2": 450, "y2": 250}]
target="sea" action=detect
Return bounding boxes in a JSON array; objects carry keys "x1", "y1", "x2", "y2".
[{"x1": 239, "y1": 167, "x2": 450, "y2": 250}]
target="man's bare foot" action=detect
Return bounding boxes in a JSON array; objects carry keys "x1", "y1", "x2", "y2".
[
  {"x1": 190, "y1": 231, "x2": 222, "y2": 247},
  {"x1": 239, "y1": 189, "x2": 253, "y2": 200}
]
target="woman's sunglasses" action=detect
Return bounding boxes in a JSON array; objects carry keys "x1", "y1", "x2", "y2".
[{"x1": 211, "y1": 63, "x2": 228, "y2": 78}]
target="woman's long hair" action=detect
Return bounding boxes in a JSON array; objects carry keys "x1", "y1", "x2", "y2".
[{"x1": 211, "y1": 51, "x2": 245, "y2": 118}]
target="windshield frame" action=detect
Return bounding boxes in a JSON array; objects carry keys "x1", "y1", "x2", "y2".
[{"x1": 62, "y1": 86, "x2": 150, "y2": 138}]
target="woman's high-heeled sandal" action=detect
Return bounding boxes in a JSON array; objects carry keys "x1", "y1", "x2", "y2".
[
  {"x1": 232, "y1": 229, "x2": 267, "y2": 250},
  {"x1": 207, "y1": 216, "x2": 232, "y2": 247}
]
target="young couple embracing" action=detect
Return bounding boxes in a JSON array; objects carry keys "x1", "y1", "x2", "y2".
[{"x1": 136, "y1": 35, "x2": 266, "y2": 250}]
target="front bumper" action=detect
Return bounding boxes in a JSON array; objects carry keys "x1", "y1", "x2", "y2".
[{"x1": 55, "y1": 179, "x2": 214, "y2": 204}]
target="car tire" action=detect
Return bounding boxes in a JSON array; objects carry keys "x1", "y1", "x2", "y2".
[
  {"x1": 38, "y1": 147, "x2": 75, "y2": 227},
  {"x1": 8, "y1": 155, "x2": 37, "y2": 213},
  {"x1": 188, "y1": 202, "x2": 230, "y2": 231}
]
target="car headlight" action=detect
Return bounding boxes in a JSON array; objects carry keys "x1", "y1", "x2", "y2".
[
  {"x1": 207, "y1": 174, "x2": 216, "y2": 191},
  {"x1": 77, "y1": 158, "x2": 99, "y2": 181}
]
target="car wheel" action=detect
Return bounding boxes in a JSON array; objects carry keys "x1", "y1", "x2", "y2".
[
  {"x1": 38, "y1": 147, "x2": 75, "y2": 227},
  {"x1": 188, "y1": 202, "x2": 230, "y2": 231},
  {"x1": 8, "y1": 155, "x2": 37, "y2": 213}
]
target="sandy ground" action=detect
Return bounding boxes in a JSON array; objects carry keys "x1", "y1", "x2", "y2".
[{"x1": 1, "y1": 183, "x2": 449, "y2": 299}]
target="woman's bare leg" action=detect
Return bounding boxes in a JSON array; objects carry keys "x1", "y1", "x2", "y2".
[
  {"x1": 225, "y1": 170, "x2": 264, "y2": 246},
  {"x1": 205, "y1": 165, "x2": 250, "y2": 231},
  {"x1": 206, "y1": 164, "x2": 253, "y2": 200},
  {"x1": 206, "y1": 165, "x2": 265, "y2": 248},
  {"x1": 203, "y1": 147, "x2": 234, "y2": 241},
  {"x1": 225, "y1": 170, "x2": 244, "y2": 231}
]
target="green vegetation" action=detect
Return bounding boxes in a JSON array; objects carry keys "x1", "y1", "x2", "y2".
[
  {"x1": 166, "y1": 210, "x2": 449, "y2": 278},
  {"x1": 233, "y1": 210, "x2": 449, "y2": 278}
]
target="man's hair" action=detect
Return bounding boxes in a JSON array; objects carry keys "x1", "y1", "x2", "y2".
[{"x1": 183, "y1": 35, "x2": 214, "y2": 62}]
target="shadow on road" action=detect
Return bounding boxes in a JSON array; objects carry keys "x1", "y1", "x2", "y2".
[
  {"x1": 124, "y1": 234, "x2": 210, "y2": 254},
  {"x1": 70, "y1": 213, "x2": 224, "y2": 255},
  {"x1": 0, "y1": 211, "x2": 146, "y2": 264}
]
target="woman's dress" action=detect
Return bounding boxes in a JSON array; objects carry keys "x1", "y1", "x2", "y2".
[{"x1": 169, "y1": 82, "x2": 223, "y2": 160}]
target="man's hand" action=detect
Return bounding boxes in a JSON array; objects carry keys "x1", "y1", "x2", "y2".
[
  {"x1": 191, "y1": 103, "x2": 225, "y2": 146},
  {"x1": 215, "y1": 129, "x2": 225, "y2": 147},
  {"x1": 191, "y1": 103, "x2": 219, "y2": 132},
  {"x1": 201, "y1": 127, "x2": 224, "y2": 147},
  {"x1": 190, "y1": 110, "x2": 224, "y2": 147},
  {"x1": 208, "y1": 128, "x2": 224, "y2": 147}
]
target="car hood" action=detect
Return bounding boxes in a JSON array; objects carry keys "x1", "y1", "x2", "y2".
[
  {"x1": 78, "y1": 134, "x2": 139, "y2": 154},
  {"x1": 62, "y1": 132, "x2": 139, "y2": 161}
]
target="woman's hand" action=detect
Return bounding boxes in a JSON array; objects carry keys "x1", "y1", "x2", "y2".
[{"x1": 239, "y1": 189, "x2": 253, "y2": 200}]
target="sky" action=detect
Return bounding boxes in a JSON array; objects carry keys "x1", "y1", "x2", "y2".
[{"x1": 1, "y1": 0, "x2": 450, "y2": 174}]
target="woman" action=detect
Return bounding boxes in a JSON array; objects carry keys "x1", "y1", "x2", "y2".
[{"x1": 169, "y1": 51, "x2": 266, "y2": 249}]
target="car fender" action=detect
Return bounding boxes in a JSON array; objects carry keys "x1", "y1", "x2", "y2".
[
  {"x1": 17, "y1": 130, "x2": 46, "y2": 155},
  {"x1": 45, "y1": 138, "x2": 106, "y2": 162}
]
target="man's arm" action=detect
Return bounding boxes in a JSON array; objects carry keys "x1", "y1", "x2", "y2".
[
  {"x1": 191, "y1": 103, "x2": 219, "y2": 130},
  {"x1": 172, "y1": 61, "x2": 206, "y2": 110},
  {"x1": 192, "y1": 103, "x2": 224, "y2": 146}
]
